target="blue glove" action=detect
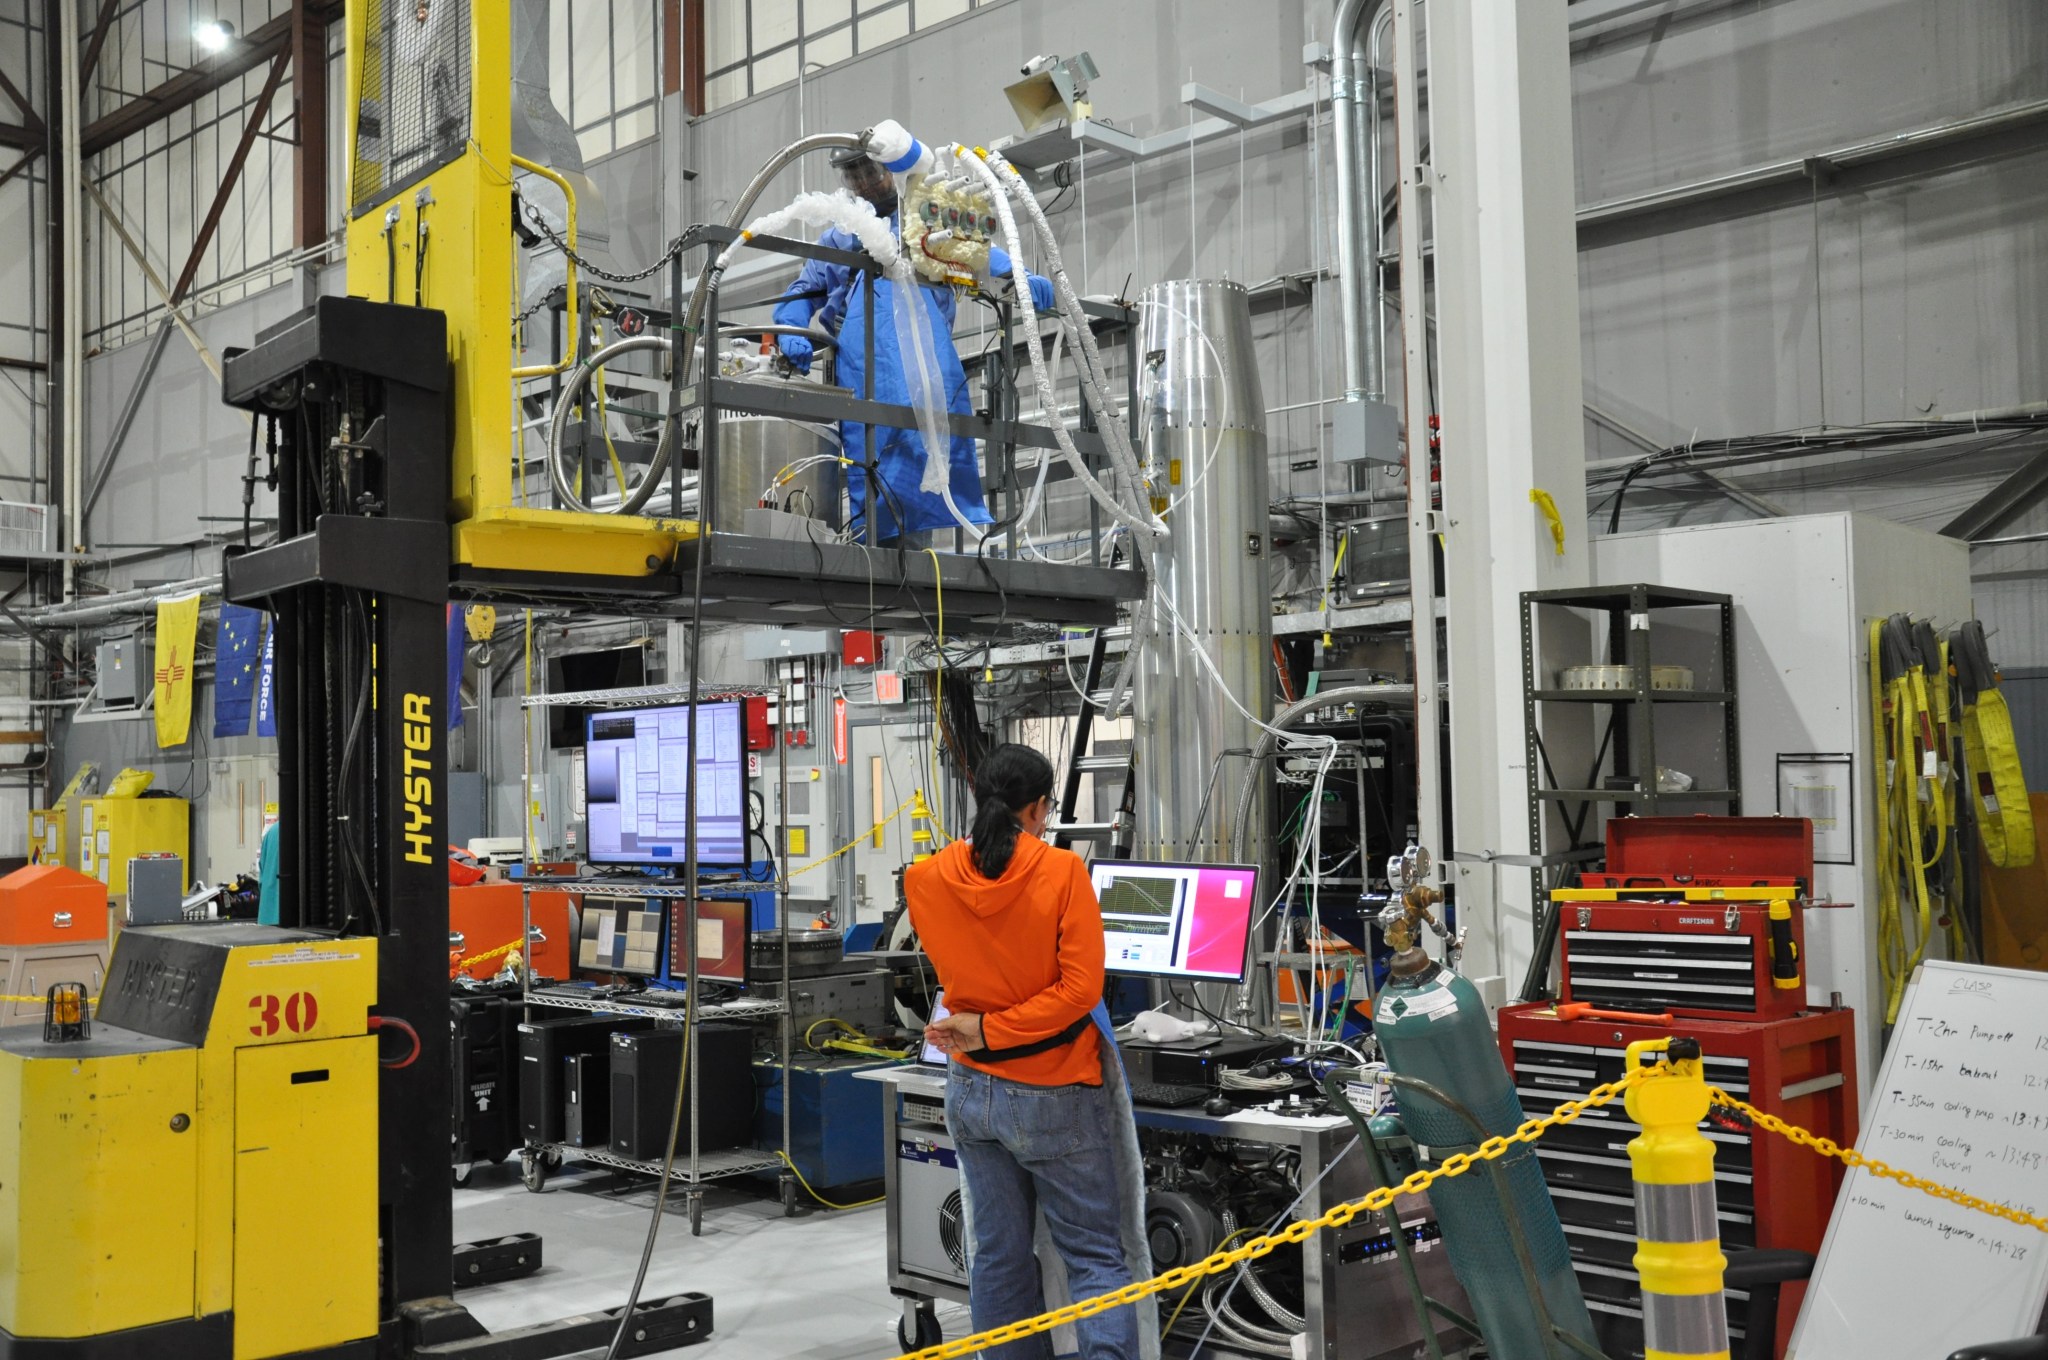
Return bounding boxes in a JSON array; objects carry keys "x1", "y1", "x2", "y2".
[
  {"x1": 778, "y1": 332, "x2": 813, "y2": 374},
  {"x1": 988, "y1": 246, "x2": 1014, "y2": 278},
  {"x1": 1026, "y1": 273, "x2": 1055, "y2": 313}
]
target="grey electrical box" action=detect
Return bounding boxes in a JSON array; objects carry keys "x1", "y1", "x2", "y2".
[
  {"x1": 126, "y1": 854, "x2": 185, "y2": 925},
  {"x1": 1332, "y1": 398, "x2": 1401, "y2": 464},
  {"x1": 97, "y1": 637, "x2": 139, "y2": 709},
  {"x1": 740, "y1": 628, "x2": 832, "y2": 660}
]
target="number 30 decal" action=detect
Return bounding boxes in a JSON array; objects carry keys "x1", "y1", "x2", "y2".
[{"x1": 248, "y1": 991, "x2": 320, "y2": 1037}]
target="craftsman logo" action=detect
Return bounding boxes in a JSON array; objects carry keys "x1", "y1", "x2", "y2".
[
  {"x1": 248, "y1": 990, "x2": 320, "y2": 1038},
  {"x1": 403, "y1": 692, "x2": 435, "y2": 864},
  {"x1": 1679, "y1": 917, "x2": 1716, "y2": 925},
  {"x1": 154, "y1": 646, "x2": 187, "y2": 686}
]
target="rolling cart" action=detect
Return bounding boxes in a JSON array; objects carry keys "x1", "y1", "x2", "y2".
[{"x1": 515, "y1": 680, "x2": 796, "y2": 1235}]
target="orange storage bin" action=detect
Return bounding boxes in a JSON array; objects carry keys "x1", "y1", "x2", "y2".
[
  {"x1": 0, "y1": 864, "x2": 109, "y2": 945},
  {"x1": 449, "y1": 882, "x2": 571, "y2": 981}
]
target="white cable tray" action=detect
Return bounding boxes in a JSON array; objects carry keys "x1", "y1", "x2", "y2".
[
  {"x1": 522, "y1": 990, "x2": 788, "y2": 1022},
  {"x1": 522, "y1": 877, "x2": 780, "y2": 900},
  {"x1": 518, "y1": 682, "x2": 774, "y2": 709},
  {"x1": 541, "y1": 1143, "x2": 787, "y2": 1182}
]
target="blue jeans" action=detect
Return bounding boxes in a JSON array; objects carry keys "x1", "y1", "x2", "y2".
[{"x1": 946, "y1": 1063, "x2": 1140, "y2": 1360}]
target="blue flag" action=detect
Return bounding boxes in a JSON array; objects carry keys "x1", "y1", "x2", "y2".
[
  {"x1": 255, "y1": 621, "x2": 277, "y2": 738},
  {"x1": 212, "y1": 604, "x2": 264, "y2": 738},
  {"x1": 447, "y1": 604, "x2": 465, "y2": 729}
]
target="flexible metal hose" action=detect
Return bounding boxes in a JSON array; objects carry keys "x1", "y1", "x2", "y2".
[
  {"x1": 1222, "y1": 1204, "x2": 1310, "y2": 1333},
  {"x1": 546, "y1": 334, "x2": 681, "y2": 512}
]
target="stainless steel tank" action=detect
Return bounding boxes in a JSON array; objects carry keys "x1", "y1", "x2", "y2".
[
  {"x1": 710, "y1": 415, "x2": 846, "y2": 533},
  {"x1": 1133, "y1": 279, "x2": 1273, "y2": 866}
]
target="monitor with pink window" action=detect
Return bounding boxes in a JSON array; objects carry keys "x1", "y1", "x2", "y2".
[{"x1": 1088, "y1": 860, "x2": 1261, "y2": 984}]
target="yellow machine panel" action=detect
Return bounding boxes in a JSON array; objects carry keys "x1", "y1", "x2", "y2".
[
  {"x1": 232, "y1": 1037, "x2": 379, "y2": 1360},
  {"x1": 0, "y1": 1031, "x2": 198, "y2": 1338},
  {"x1": 78, "y1": 794, "x2": 190, "y2": 895},
  {"x1": 341, "y1": 0, "x2": 697, "y2": 579},
  {"x1": 0, "y1": 925, "x2": 380, "y2": 1357},
  {"x1": 193, "y1": 931, "x2": 378, "y2": 1319}
]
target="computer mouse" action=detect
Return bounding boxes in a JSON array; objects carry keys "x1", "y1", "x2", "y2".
[{"x1": 1203, "y1": 1094, "x2": 1234, "y2": 1117}]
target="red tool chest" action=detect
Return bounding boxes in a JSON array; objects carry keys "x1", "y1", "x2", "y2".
[
  {"x1": 1553, "y1": 816, "x2": 1819, "y2": 1021},
  {"x1": 1553, "y1": 893, "x2": 1808, "y2": 1021},
  {"x1": 1581, "y1": 815, "x2": 1813, "y2": 890},
  {"x1": 1498, "y1": 1002, "x2": 1858, "y2": 1360}
]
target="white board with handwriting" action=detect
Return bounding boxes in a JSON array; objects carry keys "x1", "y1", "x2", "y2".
[{"x1": 1789, "y1": 961, "x2": 2048, "y2": 1360}]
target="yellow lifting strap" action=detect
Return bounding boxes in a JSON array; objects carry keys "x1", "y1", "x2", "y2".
[
  {"x1": 1871, "y1": 615, "x2": 1946, "y2": 1027},
  {"x1": 1955, "y1": 619, "x2": 2036, "y2": 869}
]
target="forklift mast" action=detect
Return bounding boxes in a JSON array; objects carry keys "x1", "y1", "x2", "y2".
[{"x1": 222, "y1": 298, "x2": 455, "y2": 1316}]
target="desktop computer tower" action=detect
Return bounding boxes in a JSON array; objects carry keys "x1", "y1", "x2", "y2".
[
  {"x1": 609, "y1": 1024, "x2": 753, "y2": 1160},
  {"x1": 518, "y1": 1013, "x2": 654, "y2": 1145},
  {"x1": 563, "y1": 1052, "x2": 608, "y2": 1148}
]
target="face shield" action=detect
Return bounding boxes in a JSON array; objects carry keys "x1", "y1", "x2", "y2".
[{"x1": 837, "y1": 154, "x2": 899, "y2": 219}]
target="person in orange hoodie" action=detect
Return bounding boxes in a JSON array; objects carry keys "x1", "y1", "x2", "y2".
[{"x1": 907, "y1": 743, "x2": 1147, "y2": 1360}]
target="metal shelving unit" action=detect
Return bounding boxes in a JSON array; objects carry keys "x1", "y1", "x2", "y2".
[
  {"x1": 515, "y1": 681, "x2": 794, "y2": 1234},
  {"x1": 1520, "y1": 583, "x2": 1741, "y2": 997}
]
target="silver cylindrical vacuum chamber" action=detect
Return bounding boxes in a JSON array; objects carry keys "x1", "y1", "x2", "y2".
[
  {"x1": 707, "y1": 415, "x2": 846, "y2": 533},
  {"x1": 1133, "y1": 279, "x2": 1273, "y2": 868}
]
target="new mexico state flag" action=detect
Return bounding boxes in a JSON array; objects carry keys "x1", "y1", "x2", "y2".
[{"x1": 154, "y1": 592, "x2": 202, "y2": 749}]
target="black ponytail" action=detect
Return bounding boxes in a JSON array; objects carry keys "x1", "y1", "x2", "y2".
[{"x1": 970, "y1": 743, "x2": 1056, "y2": 880}]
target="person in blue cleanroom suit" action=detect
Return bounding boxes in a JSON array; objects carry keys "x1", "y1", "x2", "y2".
[{"x1": 770, "y1": 146, "x2": 1055, "y2": 547}]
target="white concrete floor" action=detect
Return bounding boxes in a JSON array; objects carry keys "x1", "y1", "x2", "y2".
[{"x1": 452, "y1": 1159, "x2": 972, "y2": 1359}]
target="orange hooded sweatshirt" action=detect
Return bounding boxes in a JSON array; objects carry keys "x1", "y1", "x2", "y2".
[{"x1": 904, "y1": 833, "x2": 1104, "y2": 1087}]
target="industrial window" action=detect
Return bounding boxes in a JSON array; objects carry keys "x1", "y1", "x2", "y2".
[
  {"x1": 85, "y1": 1, "x2": 315, "y2": 349},
  {"x1": 551, "y1": 0, "x2": 662, "y2": 161},
  {"x1": 0, "y1": 0, "x2": 46, "y2": 498},
  {"x1": 703, "y1": 0, "x2": 999, "y2": 113}
]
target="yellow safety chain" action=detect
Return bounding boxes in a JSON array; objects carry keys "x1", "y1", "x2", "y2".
[
  {"x1": 891, "y1": 1067, "x2": 1653, "y2": 1360},
  {"x1": 786, "y1": 796, "x2": 920, "y2": 879},
  {"x1": 454, "y1": 939, "x2": 521, "y2": 972},
  {"x1": 1709, "y1": 1087, "x2": 2048, "y2": 1236}
]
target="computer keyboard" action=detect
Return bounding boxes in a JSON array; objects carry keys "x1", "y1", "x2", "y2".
[{"x1": 1127, "y1": 1080, "x2": 1213, "y2": 1109}]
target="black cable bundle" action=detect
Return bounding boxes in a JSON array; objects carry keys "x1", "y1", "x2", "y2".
[{"x1": 936, "y1": 667, "x2": 991, "y2": 776}]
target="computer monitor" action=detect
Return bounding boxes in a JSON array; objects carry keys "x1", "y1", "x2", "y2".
[
  {"x1": 577, "y1": 903, "x2": 665, "y2": 976},
  {"x1": 584, "y1": 700, "x2": 746, "y2": 866},
  {"x1": 1089, "y1": 860, "x2": 1260, "y2": 983},
  {"x1": 666, "y1": 897, "x2": 750, "y2": 986}
]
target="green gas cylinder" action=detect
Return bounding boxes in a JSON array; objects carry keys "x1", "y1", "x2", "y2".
[{"x1": 1375, "y1": 958, "x2": 1599, "y2": 1360}]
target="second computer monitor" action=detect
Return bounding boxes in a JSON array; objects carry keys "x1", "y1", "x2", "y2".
[
  {"x1": 1089, "y1": 859, "x2": 1260, "y2": 984},
  {"x1": 666, "y1": 897, "x2": 750, "y2": 985}
]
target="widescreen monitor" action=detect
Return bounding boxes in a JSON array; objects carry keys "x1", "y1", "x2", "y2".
[
  {"x1": 1088, "y1": 859, "x2": 1260, "y2": 984},
  {"x1": 666, "y1": 898, "x2": 750, "y2": 986},
  {"x1": 584, "y1": 700, "x2": 746, "y2": 866}
]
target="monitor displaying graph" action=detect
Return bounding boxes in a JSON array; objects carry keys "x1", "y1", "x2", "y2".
[{"x1": 1088, "y1": 860, "x2": 1259, "y2": 983}]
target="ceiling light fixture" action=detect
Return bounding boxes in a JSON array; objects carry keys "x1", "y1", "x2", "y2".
[{"x1": 193, "y1": 20, "x2": 236, "y2": 54}]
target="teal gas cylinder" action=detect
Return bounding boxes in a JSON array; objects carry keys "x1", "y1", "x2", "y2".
[{"x1": 1375, "y1": 959, "x2": 1599, "y2": 1360}]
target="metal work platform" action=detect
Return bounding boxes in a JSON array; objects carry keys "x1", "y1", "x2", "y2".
[
  {"x1": 456, "y1": 528, "x2": 1143, "y2": 630},
  {"x1": 456, "y1": 223, "x2": 1146, "y2": 629}
]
